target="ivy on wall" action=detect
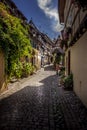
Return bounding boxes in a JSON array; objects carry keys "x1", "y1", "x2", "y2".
[{"x1": 0, "y1": 2, "x2": 34, "y2": 79}]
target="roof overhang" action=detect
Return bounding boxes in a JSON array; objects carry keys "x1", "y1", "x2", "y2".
[{"x1": 58, "y1": 0, "x2": 66, "y2": 23}]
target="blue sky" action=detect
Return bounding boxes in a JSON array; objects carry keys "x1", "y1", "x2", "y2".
[{"x1": 12, "y1": 0, "x2": 63, "y2": 40}]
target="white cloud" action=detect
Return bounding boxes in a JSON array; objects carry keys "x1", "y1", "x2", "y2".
[{"x1": 37, "y1": 0, "x2": 64, "y2": 32}]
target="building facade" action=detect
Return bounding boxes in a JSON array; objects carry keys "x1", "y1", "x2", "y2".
[
  {"x1": 59, "y1": 0, "x2": 87, "y2": 107},
  {"x1": 29, "y1": 20, "x2": 53, "y2": 68}
]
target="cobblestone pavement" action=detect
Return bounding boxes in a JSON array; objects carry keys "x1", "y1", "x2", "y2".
[{"x1": 0, "y1": 65, "x2": 87, "y2": 130}]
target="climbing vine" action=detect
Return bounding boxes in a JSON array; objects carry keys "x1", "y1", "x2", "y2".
[{"x1": 0, "y1": 2, "x2": 34, "y2": 79}]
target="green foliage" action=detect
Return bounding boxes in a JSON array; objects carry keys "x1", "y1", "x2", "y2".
[
  {"x1": 9, "y1": 61, "x2": 35, "y2": 79},
  {"x1": 9, "y1": 61, "x2": 23, "y2": 79},
  {"x1": 63, "y1": 73, "x2": 73, "y2": 90},
  {"x1": 59, "y1": 66, "x2": 65, "y2": 76},
  {"x1": 54, "y1": 53, "x2": 61, "y2": 65},
  {"x1": 22, "y1": 62, "x2": 35, "y2": 77},
  {"x1": 0, "y1": 2, "x2": 33, "y2": 79}
]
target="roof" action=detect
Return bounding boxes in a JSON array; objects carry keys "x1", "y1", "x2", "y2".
[
  {"x1": 29, "y1": 20, "x2": 54, "y2": 46},
  {"x1": 3, "y1": 0, "x2": 27, "y2": 21},
  {"x1": 40, "y1": 33, "x2": 54, "y2": 46}
]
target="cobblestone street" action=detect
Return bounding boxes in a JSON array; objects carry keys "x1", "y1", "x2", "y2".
[{"x1": 0, "y1": 65, "x2": 87, "y2": 130}]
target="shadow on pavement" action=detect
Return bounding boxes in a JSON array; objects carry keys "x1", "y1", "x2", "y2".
[
  {"x1": 0, "y1": 73, "x2": 68, "y2": 130},
  {"x1": 44, "y1": 64, "x2": 55, "y2": 71},
  {"x1": 0, "y1": 67, "x2": 87, "y2": 130}
]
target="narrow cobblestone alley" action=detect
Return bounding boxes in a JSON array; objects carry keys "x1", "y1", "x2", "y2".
[{"x1": 0, "y1": 65, "x2": 87, "y2": 130}]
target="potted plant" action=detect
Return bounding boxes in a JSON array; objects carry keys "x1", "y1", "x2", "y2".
[{"x1": 63, "y1": 73, "x2": 73, "y2": 90}]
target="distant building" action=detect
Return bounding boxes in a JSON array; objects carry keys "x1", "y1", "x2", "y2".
[{"x1": 29, "y1": 20, "x2": 53, "y2": 67}]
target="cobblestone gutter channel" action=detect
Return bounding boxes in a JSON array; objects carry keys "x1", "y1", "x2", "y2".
[
  {"x1": 61, "y1": 92, "x2": 87, "y2": 130},
  {"x1": 51, "y1": 80, "x2": 68, "y2": 130}
]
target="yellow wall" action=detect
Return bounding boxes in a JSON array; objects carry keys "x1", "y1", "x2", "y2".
[
  {"x1": 37, "y1": 52, "x2": 41, "y2": 69},
  {"x1": 0, "y1": 50, "x2": 6, "y2": 93},
  {"x1": 65, "y1": 32, "x2": 87, "y2": 107}
]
